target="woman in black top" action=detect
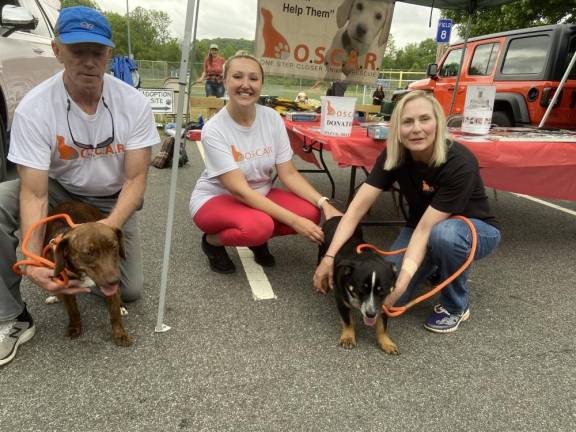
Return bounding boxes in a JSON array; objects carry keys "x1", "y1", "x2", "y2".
[{"x1": 314, "y1": 91, "x2": 501, "y2": 333}]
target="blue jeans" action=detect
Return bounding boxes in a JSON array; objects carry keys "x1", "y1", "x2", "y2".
[
  {"x1": 385, "y1": 218, "x2": 501, "y2": 314},
  {"x1": 205, "y1": 80, "x2": 224, "y2": 97}
]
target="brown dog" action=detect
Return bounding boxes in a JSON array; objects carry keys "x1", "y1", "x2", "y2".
[{"x1": 44, "y1": 201, "x2": 132, "y2": 347}]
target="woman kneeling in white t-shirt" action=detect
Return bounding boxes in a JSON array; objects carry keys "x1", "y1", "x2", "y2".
[{"x1": 190, "y1": 53, "x2": 341, "y2": 273}]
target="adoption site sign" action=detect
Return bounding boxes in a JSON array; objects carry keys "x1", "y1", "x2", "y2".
[
  {"x1": 139, "y1": 88, "x2": 174, "y2": 114},
  {"x1": 255, "y1": 0, "x2": 395, "y2": 85}
]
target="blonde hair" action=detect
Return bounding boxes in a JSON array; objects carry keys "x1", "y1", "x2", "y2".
[
  {"x1": 384, "y1": 91, "x2": 448, "y2": 170},
  {"x1": 223, "y1": 52, "x2": 265, "y2": 84}
]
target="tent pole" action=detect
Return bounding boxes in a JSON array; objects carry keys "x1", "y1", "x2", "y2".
[
  {"x1": 448, "y1": 11, "x2": 474, "y2": 115},
  {"x1": 155, "y1": 0, "x2": 197, "y2": 333},
  {"x1": 186, "y1": 0, "x2": 202, "y2": 121},
  {"x1": 538, "y1": 50, "x2": 576, "y2": 128}
]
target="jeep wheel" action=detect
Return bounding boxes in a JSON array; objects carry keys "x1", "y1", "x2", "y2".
[
  {"x1": 492, "y1": 110, "x2": 514, "y2": 127},
  {"x1": 0, "y1": 116, "x2": 7, "y2": 182}
]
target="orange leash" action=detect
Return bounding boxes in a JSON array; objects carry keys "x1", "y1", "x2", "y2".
[
  {"x1": 356, "y1": 215, "x2": 478, "y2": 318},
  {"x1": 12, "y1": 213, "x2": 79, "y2": 287}
]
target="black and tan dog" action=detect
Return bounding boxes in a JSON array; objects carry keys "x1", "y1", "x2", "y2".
[
  {"x1": 320, "y1": 217, "x2": 398, "y2": 354},
  {"x1": 44, "y1": 201, "x2": 132, "y2": 347}
]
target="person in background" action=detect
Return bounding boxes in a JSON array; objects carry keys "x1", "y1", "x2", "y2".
[
  {"x1": 0, "y1": 6, "x2": 158, "y2": 366},
  {"x1": 314, "y1": 90, "x2": 501, "y2": 333},
  {"x1": 372, "y1": 86, "x2": 385, "y2": 105},
  {"x1": 309, "y1": 79, "x2": 348, "y2": 97},
  {"x1": 190, "y1": 53, "x2": 341, "y2": 274},
  {"x1": 326, "y1": 80, "x2": 348, "y2": 96},
  {"x1": 195, "y1": 43, "x2": 226, "y2": 97}
]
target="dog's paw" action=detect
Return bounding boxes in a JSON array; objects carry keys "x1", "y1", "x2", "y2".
[
  {"x1": 112, "y1": 331, "x2": 133, "y2": 347},
  {"x1": 45, "y1": 295, "x2": 60, "y2": 304},
  {"x1": 339, "y1": 335, "x2": 357, "y2": 349},
  {"x1": 379, "y1": 341, "x2": 400, "y2": 355},
  {"x1": 65, "y1": 326, "x2": 82, "y2": 339}
]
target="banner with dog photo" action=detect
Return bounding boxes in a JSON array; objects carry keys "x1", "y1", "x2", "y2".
[{"x1": 254, "y1": 0, "x2": 395, "y2": 85}]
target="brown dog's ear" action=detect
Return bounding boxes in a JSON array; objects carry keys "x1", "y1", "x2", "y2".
[
  {"x1": 377, "y1": 1, "x2": 395, "y2": 47},
  {"x1": 52, "y1": 238, "x2": 70, "y2": 277},
  {"x1": 336, "y1": 0, "x2": 355, "y2": 28},
  {"x1": 115, "y1": 228, "x2": 126, "y2": 259}
]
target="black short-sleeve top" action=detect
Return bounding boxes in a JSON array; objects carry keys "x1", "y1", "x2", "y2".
[{"x1": 366, "y1": 141, "x2": 500, "y2": 230}]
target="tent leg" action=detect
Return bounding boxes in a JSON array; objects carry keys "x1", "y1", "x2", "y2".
[
  {"x1": 155, "y1": 0, "x2": 198, "y2": 333},
  {"x1": 448, "y1": 11, "x2": 474, "y2": 116},
  {"x1": 185, "y1": 0, "x2": 201, "y2": 122}
]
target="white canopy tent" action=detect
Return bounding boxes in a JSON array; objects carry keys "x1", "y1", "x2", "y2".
[{"x1": 155, "y1": 0, "x2": 569, "y2": 331}]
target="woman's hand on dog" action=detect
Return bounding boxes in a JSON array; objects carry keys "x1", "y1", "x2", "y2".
[
  {"x1": 292, "y1": 217, "x2": 325, "y2": 244},
  {"x1": 313, "y1": 257, "x2": 334, "y2": 294},
  {"x1": 26, "y1": 266, "x2": 91, "y2": 295}
]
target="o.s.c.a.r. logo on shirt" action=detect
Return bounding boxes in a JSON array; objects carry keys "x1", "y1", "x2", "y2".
[
  {"x1": 56, "y1": 135, "x2": 125, "y2": 160},
  {"x1": 231, "y1": 144, "x2": 273, "y2": 162}
]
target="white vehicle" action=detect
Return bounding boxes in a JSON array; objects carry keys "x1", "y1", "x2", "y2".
[{"x1": 0, "y1": 0, "x2": 62, "y2": 180}]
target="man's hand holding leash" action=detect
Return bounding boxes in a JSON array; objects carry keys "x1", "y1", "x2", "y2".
[{"x1": 25, "y1": 266, "x2": 89, "y2": 296}]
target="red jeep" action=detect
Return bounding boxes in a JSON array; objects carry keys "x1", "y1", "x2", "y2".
[{"x1": 394, "y1": 23, "x2": 576, "y2": 128}]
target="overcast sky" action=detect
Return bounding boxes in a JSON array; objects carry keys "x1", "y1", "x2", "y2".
[{"x1": 97, "y1": 0, "x2": 446, "y2": 48}]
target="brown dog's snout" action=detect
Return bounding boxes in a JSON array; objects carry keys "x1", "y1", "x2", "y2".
[{"x1": 102, "y1": 276, "x2": 120, "y2": 287}]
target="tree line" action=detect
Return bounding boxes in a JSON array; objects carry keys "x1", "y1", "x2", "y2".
[{"x1": 61, "y1": 0, "x2": 575, "y2": 72}]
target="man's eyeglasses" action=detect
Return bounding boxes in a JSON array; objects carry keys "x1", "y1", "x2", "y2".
[{"x1": 66, "y1": 97, "x2": 114, "y2": 149}]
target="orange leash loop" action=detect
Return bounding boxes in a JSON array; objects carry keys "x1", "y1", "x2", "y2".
[
  {"x1": 355, "y1": 215, "x2": 478, "y2": 318},
  {"x1": 12, "y1": 213, "x2": 79, "y2": 286}
]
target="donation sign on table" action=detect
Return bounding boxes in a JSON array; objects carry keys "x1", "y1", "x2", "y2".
[{"x1": 320, "y1": 96, "x2": 356, "y2": 137}]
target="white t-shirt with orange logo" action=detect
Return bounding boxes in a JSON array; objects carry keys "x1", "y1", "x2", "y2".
[
  {"x1": 190, "y1": 105, "x2": 293, "y2": 216},
  {"x1": 8, "y1": 71, "x2": 159, "y2": 196}
]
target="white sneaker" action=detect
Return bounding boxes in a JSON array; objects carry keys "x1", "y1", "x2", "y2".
[{"x1": 0, "y1": 304, "x2": 36, "y2": 366}]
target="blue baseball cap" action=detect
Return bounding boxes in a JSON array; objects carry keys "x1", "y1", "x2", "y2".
[{"x1": 56, "y1": 6, "x2": 115, "y2": 47}]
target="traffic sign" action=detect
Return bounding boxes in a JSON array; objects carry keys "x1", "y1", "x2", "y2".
[
  {"x1": 436, "y1": 19, "x2": 453, "y2": 44},
  {"x1": 139, "y1": 88, "x2": 174, "y2": 114}
]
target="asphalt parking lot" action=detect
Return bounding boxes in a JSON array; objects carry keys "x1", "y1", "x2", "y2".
[{"x1": 1, "y1": 140, "x2": 575, "y2": 431}]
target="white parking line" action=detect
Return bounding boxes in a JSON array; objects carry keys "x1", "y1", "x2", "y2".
[
  {"x1": 513, "y1": 193, "x2": 576, "y2": 217},
  {"x1": 193, "y1": 139, "x2": 204, "y2": 159},
  {"x1": 237, "y1": 248, "x2": 277, "y2": 300},
  {"x1": 194, "y1": 139, "x2": 276, "y2": 300}
]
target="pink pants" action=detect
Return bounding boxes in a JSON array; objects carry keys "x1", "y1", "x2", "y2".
[{"x1": 193, "y1": 188, "x2": 320, "y2": 246}]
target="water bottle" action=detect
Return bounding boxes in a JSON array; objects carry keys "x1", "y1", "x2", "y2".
[{"x1": 198, "y1": 115, "x2": 204, "y2": 129}]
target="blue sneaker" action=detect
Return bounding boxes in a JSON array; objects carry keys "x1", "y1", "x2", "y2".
[{"x1": 424, "y1": 304, "x2": 470, "y2": 333}]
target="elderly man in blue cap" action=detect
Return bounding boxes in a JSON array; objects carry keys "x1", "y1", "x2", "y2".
[{"x1": 0, "y1": 6, "x2": 159, "y2": 365}]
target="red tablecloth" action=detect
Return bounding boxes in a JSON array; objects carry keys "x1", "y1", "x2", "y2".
[
  {"x1": 284, "y1": 119, "x2": 383, "y2": 171},
  {"x1": 455, "y1": 135, "x2": 576, "y2": 201},
  {"x1": 284, "y1": 119, "x2": 576, "y2": 201}
]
